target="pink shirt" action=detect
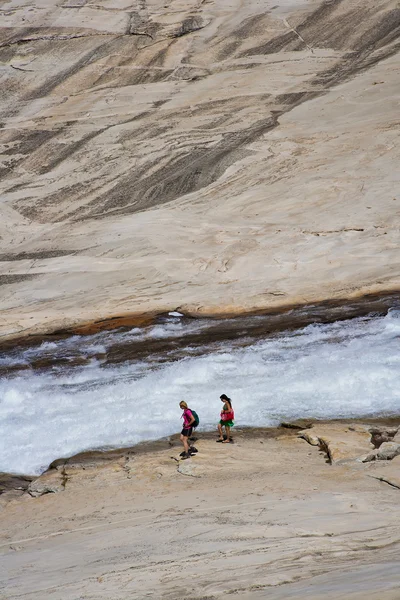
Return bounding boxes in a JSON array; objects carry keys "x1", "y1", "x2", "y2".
[{"x1": 182, "y1": 408, "x2": 193, "y2": 427}]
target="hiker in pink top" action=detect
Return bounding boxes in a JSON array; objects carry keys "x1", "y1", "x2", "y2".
[
  {"x1": 216, "y1": 394, "x2": 234, "y2": 443},
  {"x1": 179, "y1": 401, "x2": 195, "y2": 459}
]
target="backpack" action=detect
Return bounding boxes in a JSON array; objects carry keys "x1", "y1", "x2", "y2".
[{"x1": 190, "y1": 409, "x2": 200, "y2": 428}]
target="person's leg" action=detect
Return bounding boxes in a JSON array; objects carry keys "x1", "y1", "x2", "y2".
[
  {"x1": 181, "y1": 433, "x2": 190, "y2": 453},
  {"x1": 223, "y1": 425, "x2": 231, "y2": 442},
  {"x1": 217, "y1": 423, "x2": 224, "y2": 440}
]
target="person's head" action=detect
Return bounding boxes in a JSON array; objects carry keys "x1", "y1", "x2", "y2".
[
  {"x1": 179, "y1": 401, "x2": 188, "y2": 410},
  {"x1": 220, "y1": 394, "x2": 232, "y2": 407}
]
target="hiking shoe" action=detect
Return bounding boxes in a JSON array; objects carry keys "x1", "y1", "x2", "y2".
[
  {"x1": 189, "y1": 447, "x2": 198, "y2": 454},
  {"x1": 180, "y1": 452, "x2": 191, "y2": 460}
]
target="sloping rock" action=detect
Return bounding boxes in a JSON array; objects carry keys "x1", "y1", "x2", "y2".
[
  {"x1": 177, "y1": 459, "x2": 201, "y2": 477},
  {"x1": 299, "y1": 424, "x2": 373, "y2": 464},
  {"x1": 298, "y1": 431, "x2": 320, "y2": 447},
  {"x1": 0, "y1": 473, "x2": 34, "y2": 506},
  {"x1": 176, "y1": 451, "x2": 212, "y2": 477},
  {"x1": 0, "y1": 0, "x2": 399, "y2": 339},
  {"x1": 0, "y1": 472, "x2": 34, "y2": 495},
  {"x1": 28, "y1": 469, "x2": 66, "y2": 497},
  {"x1": 368, "y1": 458, "x2": 400, "y2": 490}
]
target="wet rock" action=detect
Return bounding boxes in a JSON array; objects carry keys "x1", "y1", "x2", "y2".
[
  {"x1": 28, "y1": 469, "x2": 65, "y2": 497},
  {"x1": 0, "y1": 473, "x2": 34, "y2": 495},
  {"x1": 280, "y1": 420, "x2": 313, "y2": 431}
]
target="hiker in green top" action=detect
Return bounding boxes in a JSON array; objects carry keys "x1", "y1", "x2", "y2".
[{"x1": 216, "y1": 394, "x2": 234, "y2": 443}]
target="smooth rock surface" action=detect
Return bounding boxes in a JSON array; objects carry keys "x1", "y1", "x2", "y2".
[
  {"x1": 1, "y1": 0, "x2": 399, "y2": 339},
  {"x1": 368, "y1": 456, "x2": 400, "y2": 490},
  {"x1": 1, "y1": 428, "x2": 400, "y2": 599},
  {"x1": 177, "y1": 455, "x2": 204, "y2": 477}
]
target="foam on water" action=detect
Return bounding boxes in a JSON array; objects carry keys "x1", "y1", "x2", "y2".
[{"x1": 1, "y1": 310, "x2": 400, "y2": 475}]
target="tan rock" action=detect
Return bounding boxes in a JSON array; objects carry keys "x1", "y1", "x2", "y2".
[
  {"x1": 363, "y1": 442, "x2": 400, "y2": 463},
  {"x1": 298, "y1": 431, "x2": 320, "y2": 447},
  {"x1": 2, "y1": 430, "x2": 400, "y2": 599},
  {"x1": 28, "y1": 469, "x2": 65, "y2": 497},
  {"x1": 368, "y1": 459, "x2": 400, "y2": 490},
  {"x1": 177, "y1": 458, "x2": 202, "y2": 477},
  {"x1": 299, "y1": 423, "x2": 373, "y2": 464},
  {"x1": 0, "y1": 0, "x2": 399, "y2": 339}
]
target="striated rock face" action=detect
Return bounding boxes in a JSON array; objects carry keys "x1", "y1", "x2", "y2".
[{"x1": 1, "y1": 0, "x2": 399, "y2": 338}]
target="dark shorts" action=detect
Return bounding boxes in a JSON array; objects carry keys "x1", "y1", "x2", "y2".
[{"x1": 181, "y1": 427, "x2": 193, "y2": 437}]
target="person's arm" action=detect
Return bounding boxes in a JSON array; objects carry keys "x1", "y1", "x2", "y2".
[
  {"x1": 222, "y1": 404, "x2": 233, "y2": 418},
  {"x1": 186, "y1": 409, "x2": 195, "y2": 427}
]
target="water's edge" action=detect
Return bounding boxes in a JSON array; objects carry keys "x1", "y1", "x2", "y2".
[
  {"x1": 2, "y1": 290, "x2": 399, "y2": 356},
  {"x1": 2, "y1": 291, "x2": 400, "y2": 477},
  {"x1": 2, "y1": 416, "x2": 400, "y2": 486}
]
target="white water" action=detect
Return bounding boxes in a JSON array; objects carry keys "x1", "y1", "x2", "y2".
[{"x1": 1, "y1": 309, "x2": 400, "y2": 475}]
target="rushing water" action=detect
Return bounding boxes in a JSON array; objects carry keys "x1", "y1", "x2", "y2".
[{"x1": 1, "y1": 306, "x2": 400, "y2": 475}]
